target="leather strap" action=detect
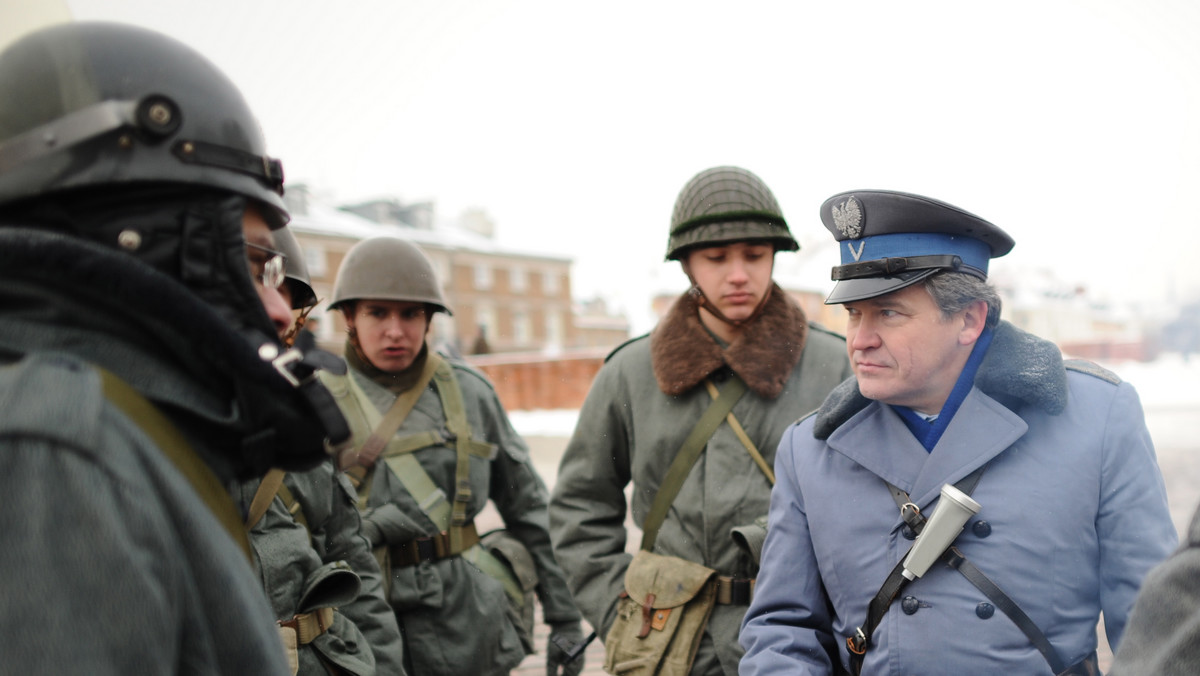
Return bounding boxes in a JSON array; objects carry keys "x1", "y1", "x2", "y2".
[
  {"x1": 848, "y1": 468, "x2": 986, "y2": 675},
  {"x1": 390, "y1": 522, "x2": 481, "y2": 568},
  {"x1": 714, "y1": 576, "x2": 755, "y2": 605},
  {"x1": 640, "y1": 376, "x2": 748, "y2": 551},
  {"x1": 246, "y1": 468, "x2": 287, "y2": 529},
  {"x1": 278, "y1": 607, "x2": 335, "y2": 644},
  {"x1": 945, "y1": 547, "x2": 1066, "y2": 674}
]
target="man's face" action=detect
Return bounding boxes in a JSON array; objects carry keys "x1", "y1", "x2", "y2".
[
  {"x1": 345, "y1": 299, "x2": 429, "y2": 373},
  {"x1": 242, "y1": 206, "x2": 293, "y2": 339},
  {"x1": 683, "y1": 241, "x2": 774, "y2": 323},
  {"x1": 843, "y1": 283, "x2": 982, "y2": 415}
]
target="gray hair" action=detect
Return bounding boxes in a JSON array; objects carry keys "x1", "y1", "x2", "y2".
[{"x1": 923, "y1": 272, "x2": 1001, "y2": 328}]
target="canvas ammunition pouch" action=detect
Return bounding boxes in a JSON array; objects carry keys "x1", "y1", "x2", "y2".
[
  {"x1": 604, "y1": 550, "x2": 719, "y2": 675},
  {"x1": 602, "y1": 376, "x2": 757, "y2": 675},
  {"x1": 471, "y1": 529, "x2": 540, "y2": 654}
]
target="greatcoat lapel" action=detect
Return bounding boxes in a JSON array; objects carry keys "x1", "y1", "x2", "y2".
[{"x1": 827, "y1": 388, "x2": 1029, "y2": 510}]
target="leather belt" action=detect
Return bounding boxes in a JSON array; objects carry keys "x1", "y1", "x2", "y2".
[
  {"x1": 278, "y1": 607, "x2": 334, "y2": 644},
  {"x1": 715, "y1": 576, "x2": 755, "y2": 605},
  {"x1": 390, "y1": 522, "x2": 480, "y2": 568}
]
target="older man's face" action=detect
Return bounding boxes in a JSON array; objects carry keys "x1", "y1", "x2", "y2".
[{"x1": 843, "y1": 283, "x2": 983, "y2": 415}]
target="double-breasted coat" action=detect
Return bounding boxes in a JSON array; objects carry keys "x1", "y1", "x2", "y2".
[{"x1": 740, "y1": 321, "x2": 1177, "y2": 675}]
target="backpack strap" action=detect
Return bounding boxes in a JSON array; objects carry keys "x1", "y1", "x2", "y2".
[
  {"x1": 640, "y1": 376, "x2": 748, "y2": 551},
  {"x1": 96, "y1": 367, "x2": 252, "y2": 561}
]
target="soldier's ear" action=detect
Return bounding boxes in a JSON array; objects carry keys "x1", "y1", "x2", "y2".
[{"x1": 958, "y1": 300, "x2": 988, "y2": 346}]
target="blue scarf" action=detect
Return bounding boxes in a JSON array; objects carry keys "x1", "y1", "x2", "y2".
[{"x1": 892, "y1": 325, "x2": 996, "y2": 452}]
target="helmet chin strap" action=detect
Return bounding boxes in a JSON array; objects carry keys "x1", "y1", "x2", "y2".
[{"x1": 681, "y1": 260, "x2": 775, "y2": 329}]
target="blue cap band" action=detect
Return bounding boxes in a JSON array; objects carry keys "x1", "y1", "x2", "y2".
[{"x1": 840, "y1": 232, "x2": 992, "y2": 275}]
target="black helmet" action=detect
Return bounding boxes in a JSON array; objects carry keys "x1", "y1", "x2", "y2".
[
  {"x1": 0, "y1": 23, "x2": 349, "y2": 474},
  {"x1": 666, "y1": 166, "x2": 798, "y2": 260},
  {"x1": 0, "y1": 21, "x2": 287, "y2": 226}
]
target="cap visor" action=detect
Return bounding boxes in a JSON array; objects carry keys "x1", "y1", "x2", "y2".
[{"x1": 824, "y1": 269, "x2": 939, "y2": 305}]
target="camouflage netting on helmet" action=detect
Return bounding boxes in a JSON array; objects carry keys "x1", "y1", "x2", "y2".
[{"x1": 666, "y1": 166, "x2": 798, "y2": 260}]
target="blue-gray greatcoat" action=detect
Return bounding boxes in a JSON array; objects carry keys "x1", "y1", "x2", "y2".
[{"x1": 740, "y1": 321, "x2": 1176, "y2": 675}]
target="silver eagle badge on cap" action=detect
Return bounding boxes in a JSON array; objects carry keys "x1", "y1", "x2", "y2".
[{"x1": 832, "y1": 196, "x2": 863, "y2": 238}]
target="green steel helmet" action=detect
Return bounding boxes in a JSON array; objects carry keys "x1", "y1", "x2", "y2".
[
  {"x1": 666, "y1": 166, "x2": 798, "y2": 261},
  {"x1": 275, "y1": 227, "x2": 317, "y2": 310},
  {"x1": 0, "y1": 21, "x2": 287, "y2": 228},
  {"x1": 329, "y1": 236, "x2": 451, "y2": 315}
]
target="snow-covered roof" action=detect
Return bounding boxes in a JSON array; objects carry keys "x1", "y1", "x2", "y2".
[{"x1": 288, "y1": 201, "x2": 571, "y2": 264}]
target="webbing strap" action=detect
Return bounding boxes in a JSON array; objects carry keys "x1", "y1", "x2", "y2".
[
  {"x1": 703, "y1": 379, "x2": 773, "y2": 485},
  {"x1": 640, "y1": 377, "x2": 748, "y2": 551},
  {"x1": 356, "y1": 353, "x2": 442, "y2": 468},
  {"x1": 431, "y1": 359, "x2": 472, "y2": 553},
  {"x1": 246, "y1": 468, "x2": 286, "y2": 529},
  {"x1": 97, "y1": 368, "x2": 252, "y2": 562},
  {"x1": 342, "y1": 354, "x2": 441, "y2": 510}
]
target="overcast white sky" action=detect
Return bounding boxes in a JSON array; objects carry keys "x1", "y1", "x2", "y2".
[{"x1": 7, "y1": 1, "x2": 1200, "y2": 329}]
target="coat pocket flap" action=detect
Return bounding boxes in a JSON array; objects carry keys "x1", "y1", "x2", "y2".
[{"x1": 624, "y1": 550, "x2": 716, "y2": 609}]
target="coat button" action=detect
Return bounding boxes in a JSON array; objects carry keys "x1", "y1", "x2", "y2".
[
  {"x1": 972, "y1": 520, "x2": 992, "y2": 538},
  {"x1": 901, "y1": 596, "x2": 920, "y2": 615},
  {"x1": 976, "y1": 602, "x2": 995, "y2": 619},
  {"x1": 901, "y1": 525, "x2": 917, "y2": 540}
]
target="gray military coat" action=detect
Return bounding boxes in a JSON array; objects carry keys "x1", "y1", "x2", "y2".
[
  {"x1": 234, "y1": 462, "x2": 406, "y2": 675},
  {"x1": 344, "y1": 348, "x2": 581, "y2": 676},
  {"x1": 550, "y1": 287, "x2": 854, "y2": 675}
]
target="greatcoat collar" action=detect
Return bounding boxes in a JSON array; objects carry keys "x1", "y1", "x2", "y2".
[
  {"x1": 813, "y1": 320, "x2": 1068, "y2": 508},
  {"x1": 649, "y1": 283, "x2": 808, "y2": 399}
]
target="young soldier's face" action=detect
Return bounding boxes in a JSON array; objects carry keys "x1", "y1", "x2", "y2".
[
  {"x1": 843, "y1": 283, "x2": 984, "y2": 415},
  {"x1": 684, "y1": 241, "x2": 774, "y2": 323},
  {"x1": 345, "y1": 299, "x2": 429, "y2": 373}
]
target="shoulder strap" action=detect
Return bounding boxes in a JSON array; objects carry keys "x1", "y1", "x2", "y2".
[
  {"x1": 356, "y1": 352, "x2": 443, "y2": 468},
  {"x1": 430, "y1": 358, "x2": 475, "y2": 552},
  {"x1": 343, "y1": 353, "x2": 442, "y2": 509},
  {"x1": 850, "y1": 467, "x2": 1065, "y2": 676},
  {"x1": 246, "y1": 468, "x2": 287, "y2": 529},
  {"x1": 640, "y1": 376, "x2": 748, "y2": 552},
  {"x1": 703, "y1": 379, "x2": 774, "y2": 485},
  {"x1": 96, "y1": 367, "x2": 252, "y2": 562}
]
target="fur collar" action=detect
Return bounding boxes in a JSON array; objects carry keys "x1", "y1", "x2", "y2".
[
  {"x1": 649, "y1": 283, "x2": 807, "y2": 399},
  {"x1": 813, "y1": 320, "x2": 1067, "y2": 439}
]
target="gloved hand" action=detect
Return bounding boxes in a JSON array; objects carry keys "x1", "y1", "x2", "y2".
[{"x1": 545, "y1": 621, "x2": 586, "y2": 676}]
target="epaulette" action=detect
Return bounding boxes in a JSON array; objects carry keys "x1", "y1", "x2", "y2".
[
  {"x1": 1064, "y1": 358, "x2": 1122, "y2": 385},
  {"x1": 605, "y1": 333, "x2": 649, "y2": 363}
]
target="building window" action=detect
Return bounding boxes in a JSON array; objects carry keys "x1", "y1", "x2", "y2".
[
  {"x1": 474, "y1": 263, "x2": 492, "y2": 290},
  {"x1": 304, "y1": 244, "x2": 327, "y2": 278},
  {"x1": 542, "y1": 269, "x2": 559, "y2": 295},
  {"x1": 513, "y1": 310, "x2": 531, "y2": 345},
  {"x1": 510, "y1": 267, "x2": 527, "y2": 293},
  {"x1": 546, "y1": 310, "x2": 564, "y2": 348}
]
